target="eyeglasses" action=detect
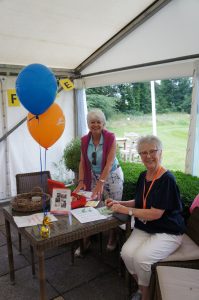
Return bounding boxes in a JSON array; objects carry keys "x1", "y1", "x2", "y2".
[
  {"x1": 139, "y1": 149, "x2": 159, "y2": 157},
  {"x1": 92, "y1": 151, "x2": 97, "y2": 165}
]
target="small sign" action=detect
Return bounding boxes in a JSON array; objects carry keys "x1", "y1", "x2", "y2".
[
  {"x1": 7, "y1": 89, "x2": 20, "y2": 106},
  {"x1": 59, "y1": 78, "x2": 74, "y2": 91},
  {"x1": 50, "y1": 188, "x2": 71, "y2": 215}
]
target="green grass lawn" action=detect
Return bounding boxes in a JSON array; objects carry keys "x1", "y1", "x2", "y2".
[{"x1": 106, "y1": 112, "x2": 190, "y2": 172}]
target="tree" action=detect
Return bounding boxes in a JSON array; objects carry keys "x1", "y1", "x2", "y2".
[
  {"x1": 156, "y1": 78, "x2": 192, "y2": 113},
  {"x1": 86, "y1": 94, "x2": 117, "y2": 120}
]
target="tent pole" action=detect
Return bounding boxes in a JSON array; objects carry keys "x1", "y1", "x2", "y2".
[
  {"x1": 0, "y1": 77, "x2": 11, "y2": 197},
  {"x1": 185, "y1": 62, "x2": 199, "y2": 176},
  {"x1": 150, "y1": 81, "x2": 157, "y2": 136}
]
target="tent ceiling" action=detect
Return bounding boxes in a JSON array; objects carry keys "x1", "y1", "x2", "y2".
[
  {"x1": 0, "y1": 0, "x2": 198, "y2": 83},
  {"x1": 82, "y1": 0, "x2": 199, "y2": 76},
  {"x1": 0, "y1": 0, "x2": 154, "y2": 72}
]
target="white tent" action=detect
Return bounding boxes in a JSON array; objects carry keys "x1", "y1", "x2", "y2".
[{"x1": 0, "y1": 0, "x2": 199, "y2": 200}]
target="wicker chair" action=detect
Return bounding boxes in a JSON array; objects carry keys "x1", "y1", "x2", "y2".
[
  {"x1": 149, "y1": 207, "x2": 199, "y2": 300},
  {"x1": 16, "y1": 171, "x2": 51, "y2": 195}
]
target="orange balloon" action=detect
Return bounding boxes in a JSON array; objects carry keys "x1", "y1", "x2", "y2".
[{"x1": 27, "y1": 103, "x2": 65, "y2": 149}]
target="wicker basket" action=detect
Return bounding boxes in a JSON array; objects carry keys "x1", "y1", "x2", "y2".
[{"x1": 11, "y1": 187, "x2": 51, "y2": 212}]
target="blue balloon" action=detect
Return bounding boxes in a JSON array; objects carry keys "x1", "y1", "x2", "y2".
[{"x1": 16, "y1": 63, "x2": 57, "y2": 115}]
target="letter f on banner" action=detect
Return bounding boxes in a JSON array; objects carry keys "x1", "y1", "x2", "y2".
[{"x1": 7, "y1": 89, "x2": 20, "y2": 106}]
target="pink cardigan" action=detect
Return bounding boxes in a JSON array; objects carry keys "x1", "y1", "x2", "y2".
[{"x1": 81, "y1": 129, "x2": 115, "y2": 190}]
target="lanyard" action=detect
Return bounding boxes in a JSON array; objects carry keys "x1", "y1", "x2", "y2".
[{"x1": 143, "y1": 166, "x2": 163, "y2": 209}]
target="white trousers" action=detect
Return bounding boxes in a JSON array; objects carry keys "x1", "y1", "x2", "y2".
[{"x1": 121, "y1": 228, "x2": 183, "y2": 286}]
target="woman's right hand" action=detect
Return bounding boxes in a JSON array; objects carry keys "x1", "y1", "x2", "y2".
[
  {"x1": 105, "y1": 198, "x2": 118, "y2": 208},
  {"x1": 73, "y1": 181, "x2": 86, "y2": 193}
]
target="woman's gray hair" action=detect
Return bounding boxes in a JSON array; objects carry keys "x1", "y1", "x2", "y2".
[
  {"x1": 136, "y1": 135, "x2": 163, "y2": 153},
  {"x1": 87, "y1": 109, "x2": 106, "y2": 126}
]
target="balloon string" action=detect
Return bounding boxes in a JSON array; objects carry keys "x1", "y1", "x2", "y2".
[
  {"x1": 39, "y1": 146, "x2": 45, "y2": 213},
  {"x1": 45, "y1": 149, "x2": 47, "y2": 171},
  {"x1": 28, "y1": 115, "x2": 38, "y2": 122},
  {"x1": 43, "y1": 149, "x2": 48, "y2": 216}
]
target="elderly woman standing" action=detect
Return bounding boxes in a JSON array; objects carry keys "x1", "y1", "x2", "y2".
[
  {"x1": 106, "y1": 135, "x2": 185, "y2": 300},
  {"x1": 74, "y1": 109, "x2": 124, "y2": 252}
]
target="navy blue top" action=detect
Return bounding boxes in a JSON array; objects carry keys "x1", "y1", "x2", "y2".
[{"x1": 134, "y1": 170, "x2": 186, "y2": 235}]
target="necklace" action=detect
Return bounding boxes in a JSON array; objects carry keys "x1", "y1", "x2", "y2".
[{"x1": 142, "y1": 166, "x2": 163, "y2": 209}]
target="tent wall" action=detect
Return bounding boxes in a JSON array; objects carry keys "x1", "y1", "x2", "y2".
[{"x1": 0, "y1": 76, "x2": 75, "y2": 200}]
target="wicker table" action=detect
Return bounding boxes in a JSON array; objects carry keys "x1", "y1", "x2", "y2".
[{"x1": 3, "y1": 205, "x2": 127, "y2": 300}]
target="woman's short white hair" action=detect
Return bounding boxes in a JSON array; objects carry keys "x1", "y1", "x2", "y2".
[
  {"x1": 87, "y1": 109, "x2": 106, "y2": 126},
  {"x1": 136, "y1": 135, "x2": 163, "y2": 153}
]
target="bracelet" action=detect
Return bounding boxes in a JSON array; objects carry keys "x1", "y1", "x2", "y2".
[{"x1": 99, "y1": 179, "x2": 105, "y2": 183}]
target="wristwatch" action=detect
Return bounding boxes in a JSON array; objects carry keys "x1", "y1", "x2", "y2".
[{"x1": 128, "y1": 209, "x2": 134, "y2": 216}]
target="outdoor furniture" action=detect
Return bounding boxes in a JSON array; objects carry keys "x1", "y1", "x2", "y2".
[
  {"x1": 116, "y1": 137, "x2": 127, "y2": 151},
  {"x1": 16, "y1": 171, "x2": 51, "y2": 194},
  {"x1": 119, "y1": 133, "x2": 140, "y2": 162},
  {"x1": 3, "y1": 205, "x2": 125, "y2": 300},
  {"x1": 149, "y1": 207, "x2": 199, "y2": 300},
  {"x1": 16, "y1": 171, "x2": 51, "y2": 253},
  {"x1": 155, "y1": 266, "x2": 199, "y2": 300}
]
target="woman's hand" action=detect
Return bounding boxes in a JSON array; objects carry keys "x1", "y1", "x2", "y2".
[
  {"x1": 111, "y1": 203, "x2": 128, "y2": 214},
  {"x1": 73, "y1": 181, "x2": 86, "y2": 193},
  {"x1": 105, "y1": 198, "x2": 118, "y2": 208},
  {"x1": 92, "y1": 181, "x2": 104, "y2": 200}
]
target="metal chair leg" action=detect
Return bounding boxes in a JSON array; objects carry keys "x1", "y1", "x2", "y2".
[
  {"x1": 71, "y1": 244, "x2": 75, "y2": 264},
  {"x1": 18, "y1": 233, "x2": 22, "y2": 253},
  {"x1": 30, "y1": 245, "x2": 36, "y2": 276}
]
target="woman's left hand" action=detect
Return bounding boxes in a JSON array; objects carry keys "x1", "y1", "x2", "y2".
[
  {"x1": 111, "y1": 203, "x2": 128, "y2": 214},
  {"x1": 92, "y1": 181, "x2": 104, "y2": 200}
]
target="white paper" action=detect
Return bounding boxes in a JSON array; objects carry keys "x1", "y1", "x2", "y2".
[
  {"x1": 97, "y1": 206, "x2": 113, "y2": 217},
  {"x1": 77, "y1": 190, "x2": 93, "y2": 200},
  {"x1": 85, "y1": 200, "x2": 100, "y2": 207},
  {"x1": 71, "y1": 207, "x2": 107, "y2": 223},
  {"x1": 13, "y1": 212, "x2": 58, "y2": 228}
]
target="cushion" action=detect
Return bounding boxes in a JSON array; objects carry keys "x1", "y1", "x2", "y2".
[
  {"x1": 190, "y1": 194, "x2": 199, "y2": 213},
  {"x1": 157, "y1": 266, "x2": 199, "y2": 300},
  {"x1": 163, "y1": 234, "x2": 199, "y2": 262},
  {"x1": 186, "y1": 207, "x2": 199, "y2": 246},
  {"x1": 47, "y1": 179, "x2": 65, "y2": 196}
]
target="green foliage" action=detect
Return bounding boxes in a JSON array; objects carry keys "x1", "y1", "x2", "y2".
[
  {"x1": 63, "y1": 138, "x2": 81, "y2": 173},
  {"x1": 156, "y1": 78, "x2": 192, "y2": 113},
  {"x1": 86, "y1": 94, "x2": 117, "y2": 120},
  {"x1": 120, "y1": 162, "x2": 199, "y2": 210},
  {"x1": 86, "y1": 77, "x2": 192, "y2": 115},
  {"x1": 108, "y1": 82, "x2": 151, "y2": 114}
]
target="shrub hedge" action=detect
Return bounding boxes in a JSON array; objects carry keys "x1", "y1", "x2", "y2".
[{"x1": 120, "y1": 162, "x2": 199, "y2": 211}]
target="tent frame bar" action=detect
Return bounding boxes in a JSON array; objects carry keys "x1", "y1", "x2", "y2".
[
  {"x1": 0, "y1": 117, "x2": 27, "y2": 143},
  {"x1": 79, "y1": 54, "x2": 199, "y2": 78},
  {"x1": 0, "y1": 64, "x2": 77, "y2": 78}
]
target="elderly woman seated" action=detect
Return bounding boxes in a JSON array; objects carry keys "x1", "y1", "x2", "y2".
[{"x1": 106, "y1": 135, "x2": 185, "y2": 300}]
